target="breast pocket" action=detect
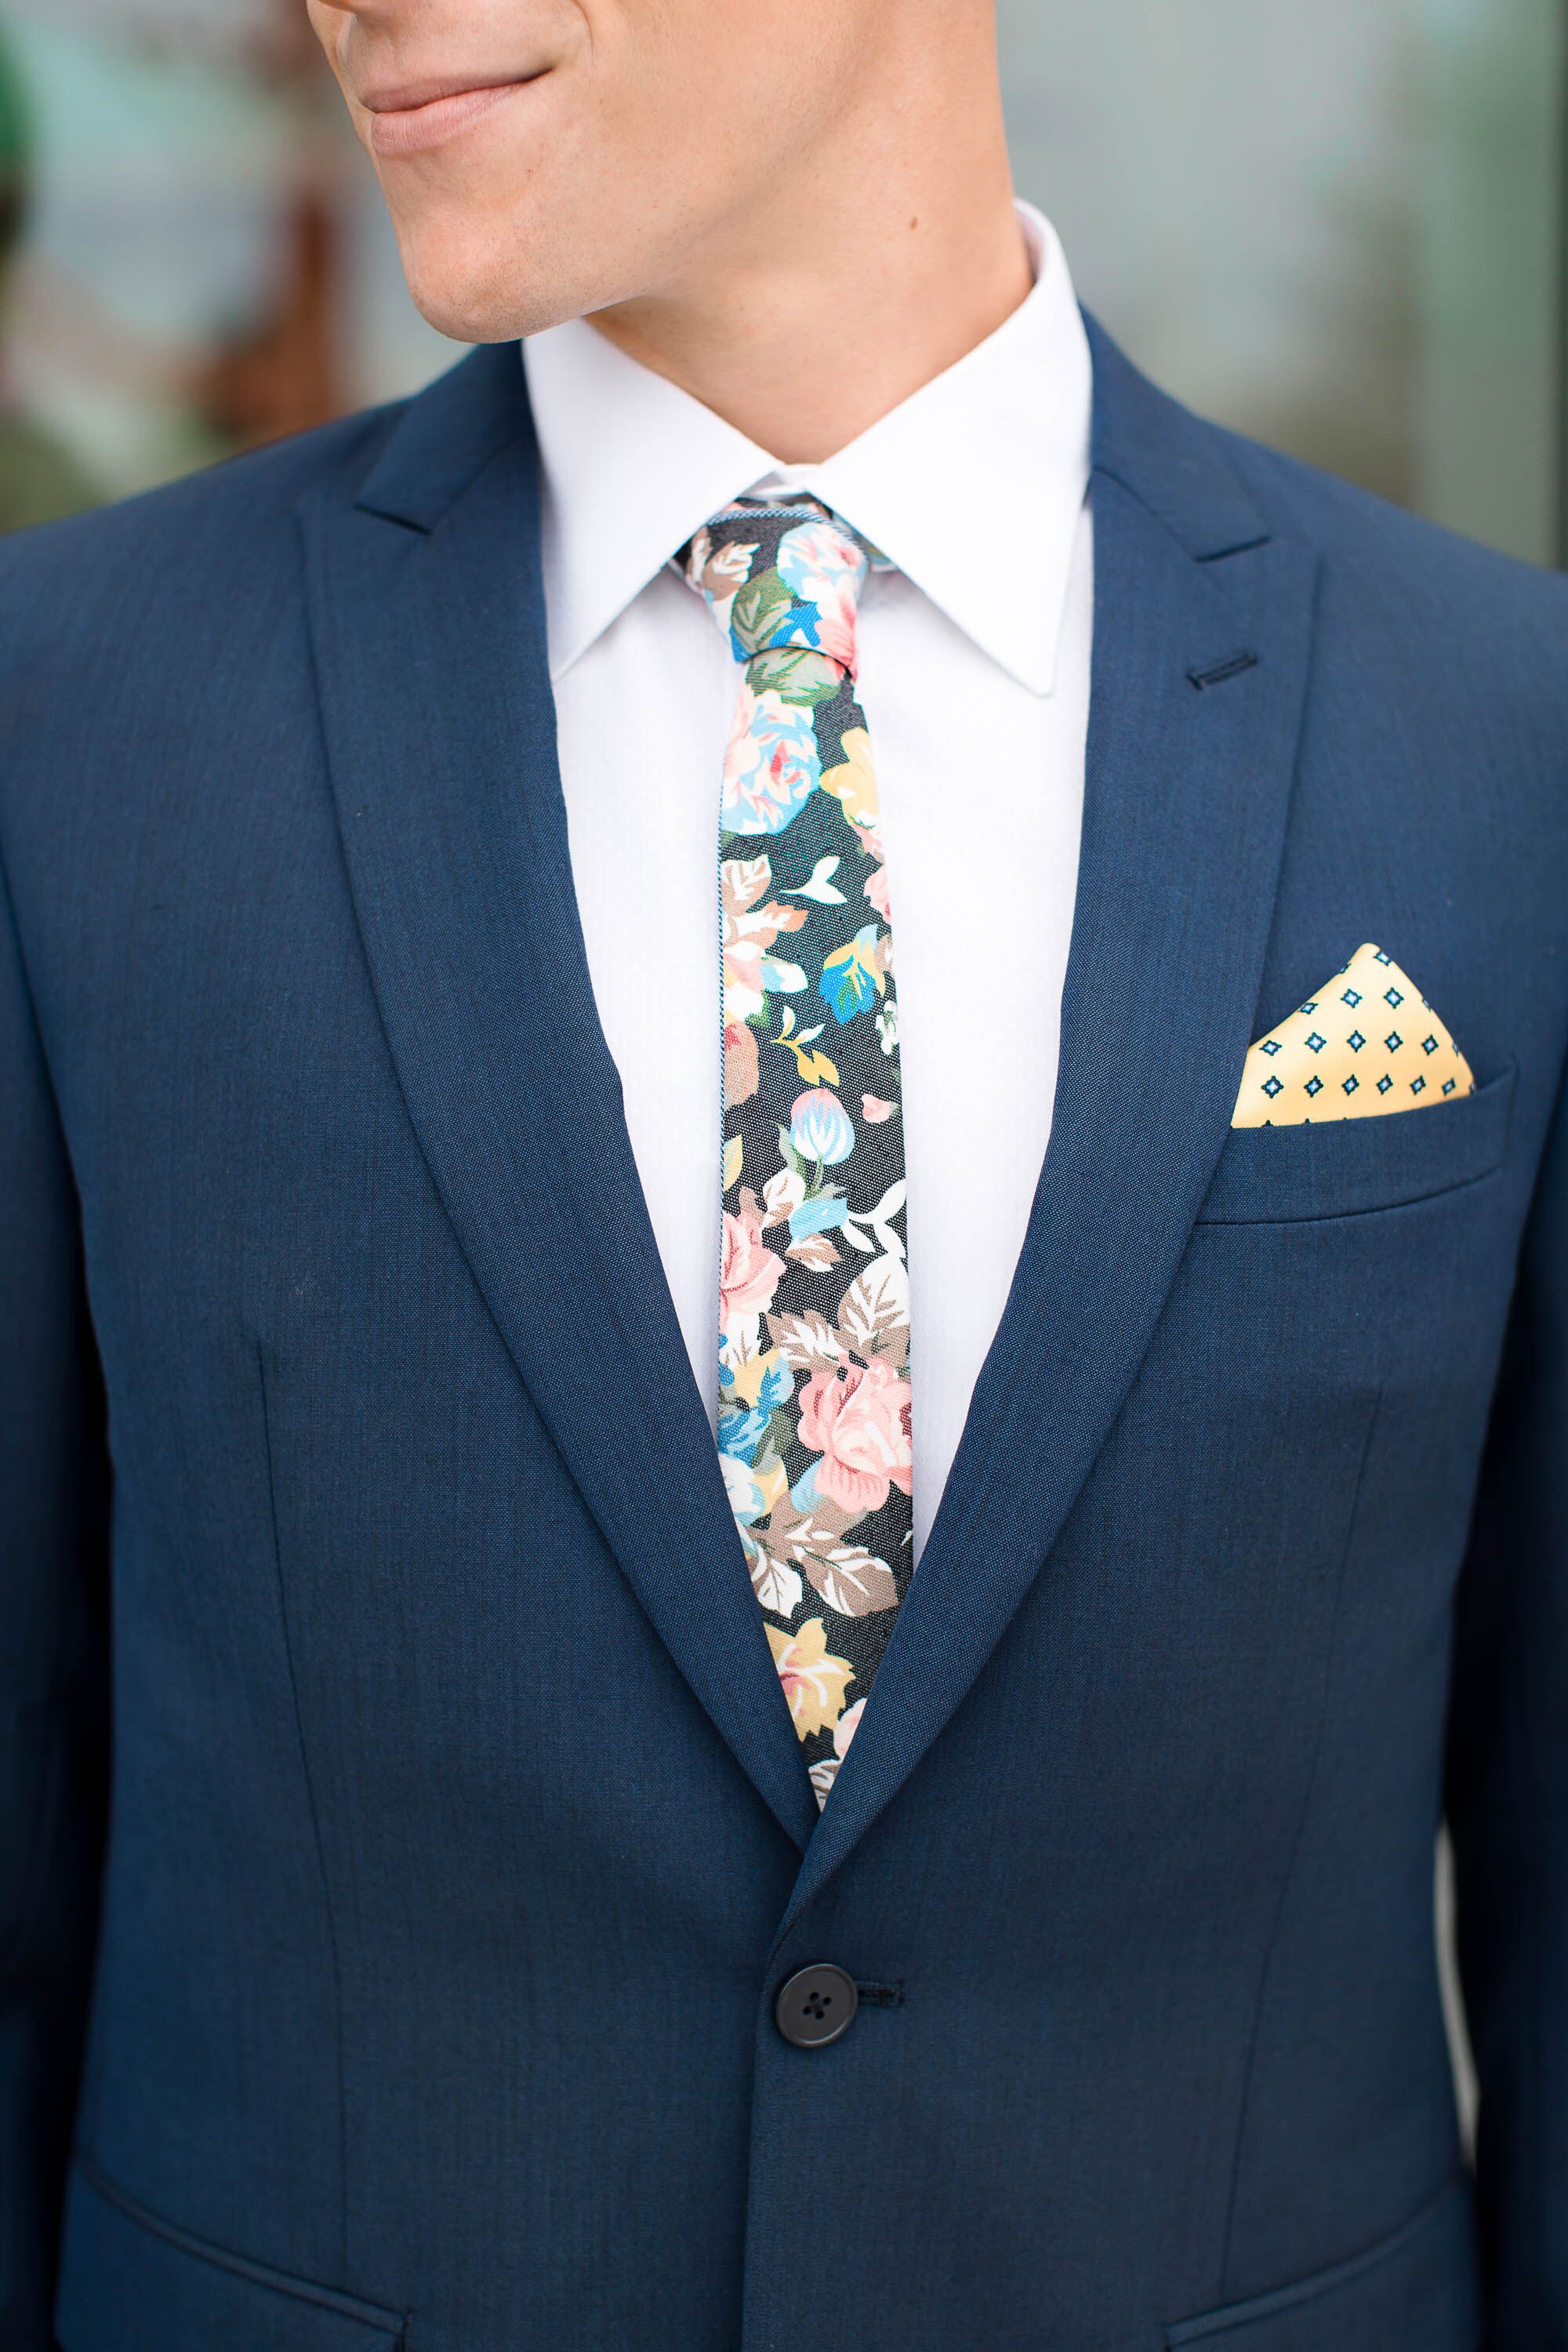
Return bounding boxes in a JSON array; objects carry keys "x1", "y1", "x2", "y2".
[
  {"x1": 1195, "y1": 1065, "x2": 1515, "y2": 1228},
  {"x1": 1167, "y1": 1062, "x2": 1520, "y2": 1583}
]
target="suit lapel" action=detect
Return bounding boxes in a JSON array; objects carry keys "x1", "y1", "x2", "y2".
[
  {"x1": 299, "y1": 345, "x2": 818, "y2": 1852},
  {"x1": 776, "y1": 321, "x2": 1320, "y2": 1935},
  {"x1": 296, "y1": 328, "x2": 1317, "y2": 1891}
]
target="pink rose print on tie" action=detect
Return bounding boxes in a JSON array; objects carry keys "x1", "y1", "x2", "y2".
[
  {"x1": 775, "y1": 517, "x2": 869, "y2": 673},
  {"x1": 851, "y1": 826, "x2": 893, "y2": 920},
  {"x1": 807, "y1": 1693, "x2": 866, "y2": 1806},
  {"x1": 833, "y1": 1697, "x2": 865, "y2": 1759},
  {"x1": 720, "y1": 1207, "x2": 786, "y2": 1334},
  {"x1": 724, "y1": 1018, "x2": 760, "y2": 1109},
  {"x1": 797, "y1": 1356, "x2": 914, "y2": 1518},
  {"x1": 721, "y1": 685, "x2": 822, "y2": 836},
  {"x1": 720, "y1": 856, "x2": 807, "y2": 1030}
]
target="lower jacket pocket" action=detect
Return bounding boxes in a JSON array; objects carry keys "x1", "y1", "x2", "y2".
[
  {"x1": 1166, "y1": 2176, "x2": 1481, "y2": 2349},
  {"x1": 54, "y1": 2155, "x2": 407, "y2": 2352}
]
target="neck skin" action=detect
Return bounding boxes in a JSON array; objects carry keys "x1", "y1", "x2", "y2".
[{"x1": 586, "y1": 18, "x2": 1031, "y2": 465}]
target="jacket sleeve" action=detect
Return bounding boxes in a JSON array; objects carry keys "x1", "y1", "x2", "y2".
[
  {"x1": 0, "y1": 849, "x2": 111, "y2": 2347},
  {"x1": 1446, "y1": 1055, "x2": 1568, "y2": 2347}
]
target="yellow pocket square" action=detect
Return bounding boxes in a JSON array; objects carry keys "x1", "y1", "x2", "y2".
[{"x1": 1232, "y1": 943, "x2": 1475, "y2": 1127}]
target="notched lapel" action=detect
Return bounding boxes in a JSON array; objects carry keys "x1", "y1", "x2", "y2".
[
  {"x1": 299, "y1": 347, "x2": 818, "y2": 1852},
  {"x1": 295, "y1": 332, "x2": 1319, "y2": 1899},
  {"x1": 779, "y1": 324, "x2": 1322, "y2": 1933}
]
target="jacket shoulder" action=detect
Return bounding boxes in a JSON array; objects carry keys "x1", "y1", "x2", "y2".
[
  {"x1": 1205, "y1": 415, "x2": 1568, "y2": 946},
  {"x1": 1219, "y1": 421, "x2": 1568, "y2": 670},
  {"x1": 0, "y1": 397, "x2": 405, "y2": 637},
  {"x1": 1087, "y1": 314, "x2": 1568, "y2": 689}
]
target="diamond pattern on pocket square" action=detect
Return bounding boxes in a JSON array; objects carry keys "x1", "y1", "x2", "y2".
[{"x1": 1232, "y1": 943, "x2": 1475, "y2": 1127}]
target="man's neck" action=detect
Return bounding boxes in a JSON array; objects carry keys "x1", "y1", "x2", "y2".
[{"x1": 584, "y1": 38, "x2": 1031, "y2": 465}]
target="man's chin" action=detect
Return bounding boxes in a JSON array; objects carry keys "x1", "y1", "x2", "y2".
[{"x1": 393, "y1": 220, "x2": 599, "y2": 347}]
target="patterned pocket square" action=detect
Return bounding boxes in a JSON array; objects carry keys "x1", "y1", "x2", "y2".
[{"x1": 1232, "y1": 942, "x2": 1475, "y2": 1127}]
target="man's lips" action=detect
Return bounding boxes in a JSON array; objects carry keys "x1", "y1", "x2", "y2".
[{"x1": 363, "y1": 77, "x2": 540, "y2": 159}]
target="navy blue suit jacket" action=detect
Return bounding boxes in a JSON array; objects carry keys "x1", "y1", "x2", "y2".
[{"x1": 3, "y1": 321, "x2": 1566, "y2": 2352}]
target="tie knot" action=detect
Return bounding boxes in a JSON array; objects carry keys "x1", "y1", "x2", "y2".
[{"x1": 682, "y1": 499, "x2": 877, "y2": 683}]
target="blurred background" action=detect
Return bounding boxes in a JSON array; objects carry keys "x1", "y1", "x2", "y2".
[{"x1": 0, "y1": 0, "x2": 1563, "y2": 564}]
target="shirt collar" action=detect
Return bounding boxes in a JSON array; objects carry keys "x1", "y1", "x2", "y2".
[{"x1": 524, "y1": 200, "x2": 1092, "y2": 695}]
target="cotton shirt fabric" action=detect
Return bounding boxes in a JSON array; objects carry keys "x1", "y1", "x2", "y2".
[{"x1": 524, "y1": 201, "x2": 1094, "y2": 1560}]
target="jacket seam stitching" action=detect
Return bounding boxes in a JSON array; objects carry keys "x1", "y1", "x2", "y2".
[
  {"x1": 0, "y1": 1715, "x2": 63, "y2": 1998},
  {"x1": 0, "y1": 824, "x2": 104, "y2": 2016},
  {"x1": 0, "y1": 765, "x2": 85, "y2": 1171},
  {"x1": 1169, "y1": 2170, "x2": 1465, "y2": 2342},
  {"x1": 1214, "y1": 1384, "x2": 1383, "y2": 2296},
  {"x1": 1444, "y1": 1028, "x2": 1566, "y2": 2339},
  {"x1": 256, "y1": 1344, "x2": 351, "y2": 2283}
]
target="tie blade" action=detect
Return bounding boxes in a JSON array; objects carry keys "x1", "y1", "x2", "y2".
[{"x1": 693, "y1": 502, "x2": 913, "y2": 1801}]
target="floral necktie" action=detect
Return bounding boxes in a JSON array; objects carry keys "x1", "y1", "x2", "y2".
[{"x1": 682, "y1": 500, "x2": 912, "y2": 1807}]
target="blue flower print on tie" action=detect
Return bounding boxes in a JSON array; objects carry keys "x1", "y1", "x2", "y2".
[
  {"x1": 772, "y1": 517, "x2": 868, "y2": 666},
  {"x1": 818, "y1": 923, "x2": 887, "y2": 1023},
  {"x1": 720, "y1": 687, "x2": 822, "y2": 836},
  {"x1": 789, "y1": 1087, "x2": 855, "y2": 1165}
]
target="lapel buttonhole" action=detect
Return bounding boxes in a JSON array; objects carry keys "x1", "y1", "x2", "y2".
[{"x1": 1188, "y1": 649, "x2": 1260, "y2": 691}]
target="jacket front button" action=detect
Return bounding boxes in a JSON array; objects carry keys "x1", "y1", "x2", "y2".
[{"x1": 774, "y1": 1963, "x2": 858, "y2": 2049}]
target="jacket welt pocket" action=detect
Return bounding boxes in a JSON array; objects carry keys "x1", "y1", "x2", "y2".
[
  {"x1": 1165, "y1": 2175, "x2": 1480, "y2": 2349},
  {"x1": 55, "y1": 2154, "x2": 407, "y2": 2352},
  {"x1": 1195, "y1": 1063, "x2": 1515, "y2": 1227}
]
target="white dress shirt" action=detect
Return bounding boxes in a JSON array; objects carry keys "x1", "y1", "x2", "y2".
[{"x1": 524, "y1": 202, "x2": 1094, "y2": 1560}]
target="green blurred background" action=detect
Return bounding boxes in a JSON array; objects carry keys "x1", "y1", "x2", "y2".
[{"x1": 0, "y1": 0, "x2": 1563, "y2": 561}]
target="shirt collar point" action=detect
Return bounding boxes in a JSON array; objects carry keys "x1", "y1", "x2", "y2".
[
  {"x1": 529, "y1": 200, "x2": 1091, "y2": 688},
  {"x1": 991, "y1": 648, "x2": 1060, "y2": 699}
]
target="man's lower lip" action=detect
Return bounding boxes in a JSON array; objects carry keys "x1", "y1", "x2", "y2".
[{"x1": 368, "y1": 82, "x2": 531, "y2": 158}]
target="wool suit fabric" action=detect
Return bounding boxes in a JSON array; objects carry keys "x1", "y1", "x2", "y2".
[{"x1": 2, "y1": 318, "x2": 1567, "y2": 2352}]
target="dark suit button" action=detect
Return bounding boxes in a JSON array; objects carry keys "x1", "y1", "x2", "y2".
[{"x1": 775, "y1": 1963, "x2": 858, "y2": 2049}]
